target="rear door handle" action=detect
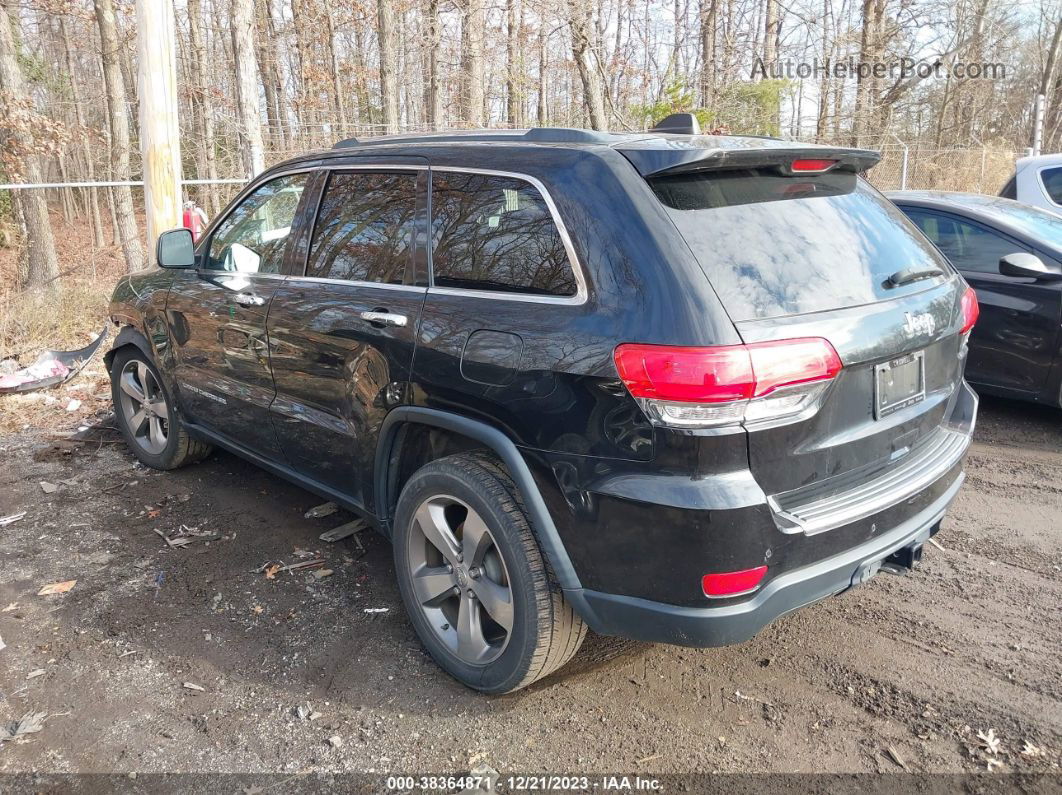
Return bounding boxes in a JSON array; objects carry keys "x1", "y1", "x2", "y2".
[
  {"x1": 359, "y1": 310, "x2": 407, "y2": 328},
  {"x1": 233, "y1": 293, "x2": 265, "y2": 307}
]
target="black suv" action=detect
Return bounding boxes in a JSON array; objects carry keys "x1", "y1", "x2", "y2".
[{"x1": 107, "y1": 125, "x2": 979, "y2": 693}]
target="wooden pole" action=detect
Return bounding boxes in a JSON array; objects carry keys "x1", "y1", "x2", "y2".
[{"x1": 135, "y1": 0, "x2": 182, "y2": 253}]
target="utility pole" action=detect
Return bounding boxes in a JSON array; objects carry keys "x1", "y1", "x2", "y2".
[
  {"x1": 1032, "y1": 93, "x2": 1045, "y2": 157},
  {"x1": 135, "y1": 0, "x2": 182, "y2": 253}
]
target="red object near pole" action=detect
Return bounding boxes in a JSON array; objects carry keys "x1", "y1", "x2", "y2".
[{"x1": 182, "y1": 207, "x2": 203, "y2": 241}]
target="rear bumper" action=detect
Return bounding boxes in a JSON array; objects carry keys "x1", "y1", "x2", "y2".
[{"x1": 564, "y1": 468, "x2": 964, "y2": 647}]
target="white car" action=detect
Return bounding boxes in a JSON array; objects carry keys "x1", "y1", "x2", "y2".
[{"x1": 1000, "y1": 153, "x2": 1062, "y2": 216}]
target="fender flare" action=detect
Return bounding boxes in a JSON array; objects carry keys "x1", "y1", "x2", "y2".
[
  {"x1": 103, "y1": 324, "x2": 154, "y2": 370},
  {"x1": 375, "y1": 406, "x2": 583, "y2": 592}
]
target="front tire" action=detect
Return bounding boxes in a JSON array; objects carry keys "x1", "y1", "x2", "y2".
[
  {"x1": 109, "y1": 347, "x2": 212, "y2": 470},
  {"x1": 393, "y1": 453, "x2": 586, "y2": 693}
]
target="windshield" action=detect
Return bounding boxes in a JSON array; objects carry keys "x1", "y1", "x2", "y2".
[{"x1": 652, "y1": 171, "x2": 953, "y2": 321}]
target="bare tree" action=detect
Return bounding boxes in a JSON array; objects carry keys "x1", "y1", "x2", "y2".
[
  {"x1": 0, "y1": 0, "x2": 59, "y2": 289},
  {"x1": 231, "y1": 0, "x2": 265, "y2": 176},
  {"x1": 424, "y1": 0, "x2": 442, "y2": 128},
  {"x1": 94, "y1": 0, "x2": 145, "y2": 273},
  {"x1": 460, "y1": 0, "x2": 485, "y2": 125},
  {"x1": 378, "y1": 0, "x2": 400, "y2": 133},
  {"x1": 568, "y1": 0, "x2": 608, "y2": 129}
]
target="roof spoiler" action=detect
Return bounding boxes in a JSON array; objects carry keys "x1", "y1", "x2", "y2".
[{"x1": 618, "y1": 143, "x2": 881, "y2": 178}]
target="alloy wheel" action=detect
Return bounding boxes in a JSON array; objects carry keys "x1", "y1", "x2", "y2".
[
  {"x1": 406, "y1": 495, "x2": 514, "y2": 665},
  {"x1": 117, "y1": 360, "x2": 170, "y2": 455}
]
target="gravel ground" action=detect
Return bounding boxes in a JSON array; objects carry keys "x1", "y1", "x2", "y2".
[{"x1": 0, "y1": 395, "x2": 1059, "y2": 781}]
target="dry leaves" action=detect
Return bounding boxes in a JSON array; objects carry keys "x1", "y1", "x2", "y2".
[{"x1": 37, "y1": 580, "x2": 76, "y2": 596}]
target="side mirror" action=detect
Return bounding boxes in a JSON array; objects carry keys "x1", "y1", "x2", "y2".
[
  {"x1": 156, "y1": 228, "x2": 195, "y2": 269},
  {"x1": 999, "y1": 252, "x2": 1062, "y2": 281}
]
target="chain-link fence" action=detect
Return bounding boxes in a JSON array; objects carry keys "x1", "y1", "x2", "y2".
[{"x1": 866, "y1": 143, "x2": 1022, "y2": 194}]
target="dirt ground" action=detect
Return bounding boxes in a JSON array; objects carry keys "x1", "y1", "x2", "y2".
[{"x1": 0, "y1": 391, "x2": 1060, "y2": 781}]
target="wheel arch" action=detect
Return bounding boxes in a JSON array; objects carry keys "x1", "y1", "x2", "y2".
[
  {"x1": 375, "y1": 407, "x2": 582, "y2": 592},
  {"x1": 103, "y1": 324, "x2": 154, "y2": 371}
]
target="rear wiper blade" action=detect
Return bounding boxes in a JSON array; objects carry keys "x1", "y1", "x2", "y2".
[{"x1": 887, "y1": 267, "x2": 943, "y2": 287}]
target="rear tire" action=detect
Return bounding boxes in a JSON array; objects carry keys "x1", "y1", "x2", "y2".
[
  {"x1": 393, "y1": 452, "x2": 586, "y2": 693},
  {"x1": 109, "y1": 347, "x2": 212, "y2": 470}
]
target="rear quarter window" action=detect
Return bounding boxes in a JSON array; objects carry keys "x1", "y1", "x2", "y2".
[
  {"x1": 651, "y1": 170, "x2": 952, "y2": 321},
  {"x1": 430, "y1": 172, "x2": 578, "y2": 298}
]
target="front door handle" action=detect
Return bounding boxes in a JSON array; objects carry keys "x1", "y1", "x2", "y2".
[
  {"x1": 360, "y1": 310, "x2": 408, "y2": 328},
  {"x1": 233, "y1": 292, "x2": 265, "y2": 307}
]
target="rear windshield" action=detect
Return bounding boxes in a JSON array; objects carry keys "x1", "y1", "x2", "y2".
[{"x1": 652, "y1": 170, "x2": 952, "y2": 321}]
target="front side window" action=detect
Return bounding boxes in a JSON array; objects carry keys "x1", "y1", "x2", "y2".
[
  {"x1": 207, "y1": 173, "x2": 308, "y2": 273},
  {"x1": 1039, "y1": 167, "x2": 1062, "y2": 206},
  {"x1": 306, "y1": 171, "x2": 418, "y2": 284},
  {"x1": 905, "y1": 209, "x2": 1023, "y2": 273},
  {"x1": 430, "y1": 173, "x2": 577, "y2": 297}
]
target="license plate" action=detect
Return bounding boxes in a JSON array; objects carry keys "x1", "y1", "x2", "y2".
[{"x1": 874, "y1": 351, "x2": 925, "y2": 418}]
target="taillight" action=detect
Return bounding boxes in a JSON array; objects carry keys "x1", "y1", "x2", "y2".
[
  {"x1": 790, "y1": 158, "x2": 837, "y2": 173},
  {"x1": 613, "y1": 338, "x2": 842, "y2": 428},
  {"x1": 960, "y1": 286, "x2": 979, "y2": 334},
  {"x1": 702, "y1": 565, "x2": 768, "y2": 598}
]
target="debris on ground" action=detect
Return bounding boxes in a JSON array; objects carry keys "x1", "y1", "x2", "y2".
[
  {"x1": 319, "y1": 519, "x2": 366, "y2": 543},
  {"x1": 0, "y1": 328, "x2": 108, "y2": 394},
  {"x1": 26, "y1": 669, "x2": 46, "y2": 679},
  {"x1": 885, "y1": 746, "x2": 908, "y2": 771},
  {"x1": 2, "y1": 602, "x2": 16, "y2": 612},
  {"x1": 37, "y1": 580, "x2": 76, "y2": 596},
  {"x1": 65, "y1": 398, "x2": 82, "y2": 412},
  {"x1": 312, "y1": 569, "x2": 334, "y2": 580},
  {"x1": 182, "y1": 682, "x2": 205, "y2": 692},
  {"x1": 363, "y1": 607, "x2": 389, "y2": 614},
  {"x1": 39, "y1": 481, "x2": 57, "y2": 494},
  {"x1": 1021, "y1": 741, "x2": 1043, "y2": 757},
  {"x1": 304, "y1": 502, "x2": 338, "y2": 519},
  {"x1": 0, "y1": 511, "x2": 26, "y2": 526},
  {"x1": 0, "y1": 633, "x2": 5, "y2": 652},
  {"x1": 0, "y1": 712, "x2": 47, "y2": 743},
  {"x1": 153, "y1": 525, "x2": 221, "y2": 548},
  {"x1": 977, "y1": 728, "x2": 1002, "y2": 755},
  {"x1": 327, "y1": 735, "x2": 343, "y2": 749},
  {"x1": 255, "y1": 559, "x2": 326, "y2": 578},
  {"x1": 294, "y1": 704, "x2": 323, "y2": 721}
]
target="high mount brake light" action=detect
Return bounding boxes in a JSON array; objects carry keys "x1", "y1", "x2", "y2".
[
  {"x1": 613, "y1": 338, "x2": 842, "y2": 428},
  {"x1": 790, "y1": 159, "x2": 838, "y2": 173},
  {"x1": 960, "y1": 287, "x2": 979, "y2": 334}
]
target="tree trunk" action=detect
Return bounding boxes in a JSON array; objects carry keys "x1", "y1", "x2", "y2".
[
  {"x1": 423, "y1": 0, "x2": 442, "y2": 128},
  {"x1": 94, "y1": 0, "x2": 145, "y2": 272},
  {"x1": 0, "y1": 1, "x2": 60, "y2": 289},
  {"x1": 59, "y1": 17, "x2": 104, "y2": 248},
  {"x1": 325, "y1": 4, "x2": 348, "y2": 135},
  {"x1": 699, "y1": 0, "x2": 717, "y2": 107},
  {"x1": 536, "y1": 24, "x2": 547, "y2": 125},
  {"x1": 460, "y1": 0, "x2": 485, "y2": 126},
  {"x1": 230, "y1": 0, "x2": 265, "y2": 176},
  {"x1": 188, "y1": 0, "x2": 220, "y2": 215},
  {"x1": 763, "y1": 0, "x2": 779, "y2": 67},
  {"x1": 506, "y1": 0, "x2": 521, "y2": 126},
  {"x1": 256, "y1": 0, "x2": 287, "y2": 153},
  {"x1": 567, "y1": 0, "x2": 607, "y2": 129},
  {"x1": 377, "y1": 0, "x2": 400, "y2": 133}
]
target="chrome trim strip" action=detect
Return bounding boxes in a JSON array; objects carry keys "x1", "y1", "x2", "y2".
[
  {"x1": 427, "y1": 166, "x2": 589, "y2": 306},
  {"x1": 769, "y1": 427, "x2": 970, "y2": 536},
  {"x1": 279, "y1": 275, "x2": 427, "y2": 292}
]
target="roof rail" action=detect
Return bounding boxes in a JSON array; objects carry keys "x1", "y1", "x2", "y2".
[{"x1": 332, "y1": 127, "x2": 618, "y2": 149}]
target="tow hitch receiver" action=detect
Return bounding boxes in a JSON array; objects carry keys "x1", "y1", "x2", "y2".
[{"x1": 881, "y1": 542, "x2": 923, "y2": 575}]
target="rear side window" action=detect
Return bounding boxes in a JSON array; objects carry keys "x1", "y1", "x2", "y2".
[
  {"x1": 651, "y1": 170, "x2": 951, "y2": 321},
  {"x1": 999, "y1": 174, "x2": 1017, "y2": 199},
  {"x1": 1039, "y1": 167, "x2": 1062, "y2": 206},
  {"x1": 430, "y1": 173, "x2": 577, "y2": 297},
  {"x1": 307, "y1": 171, "x2": 417, "y2": 284},
  {"x1": 905, "y1": 209, "x2": 1025, "y2": 273}
]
